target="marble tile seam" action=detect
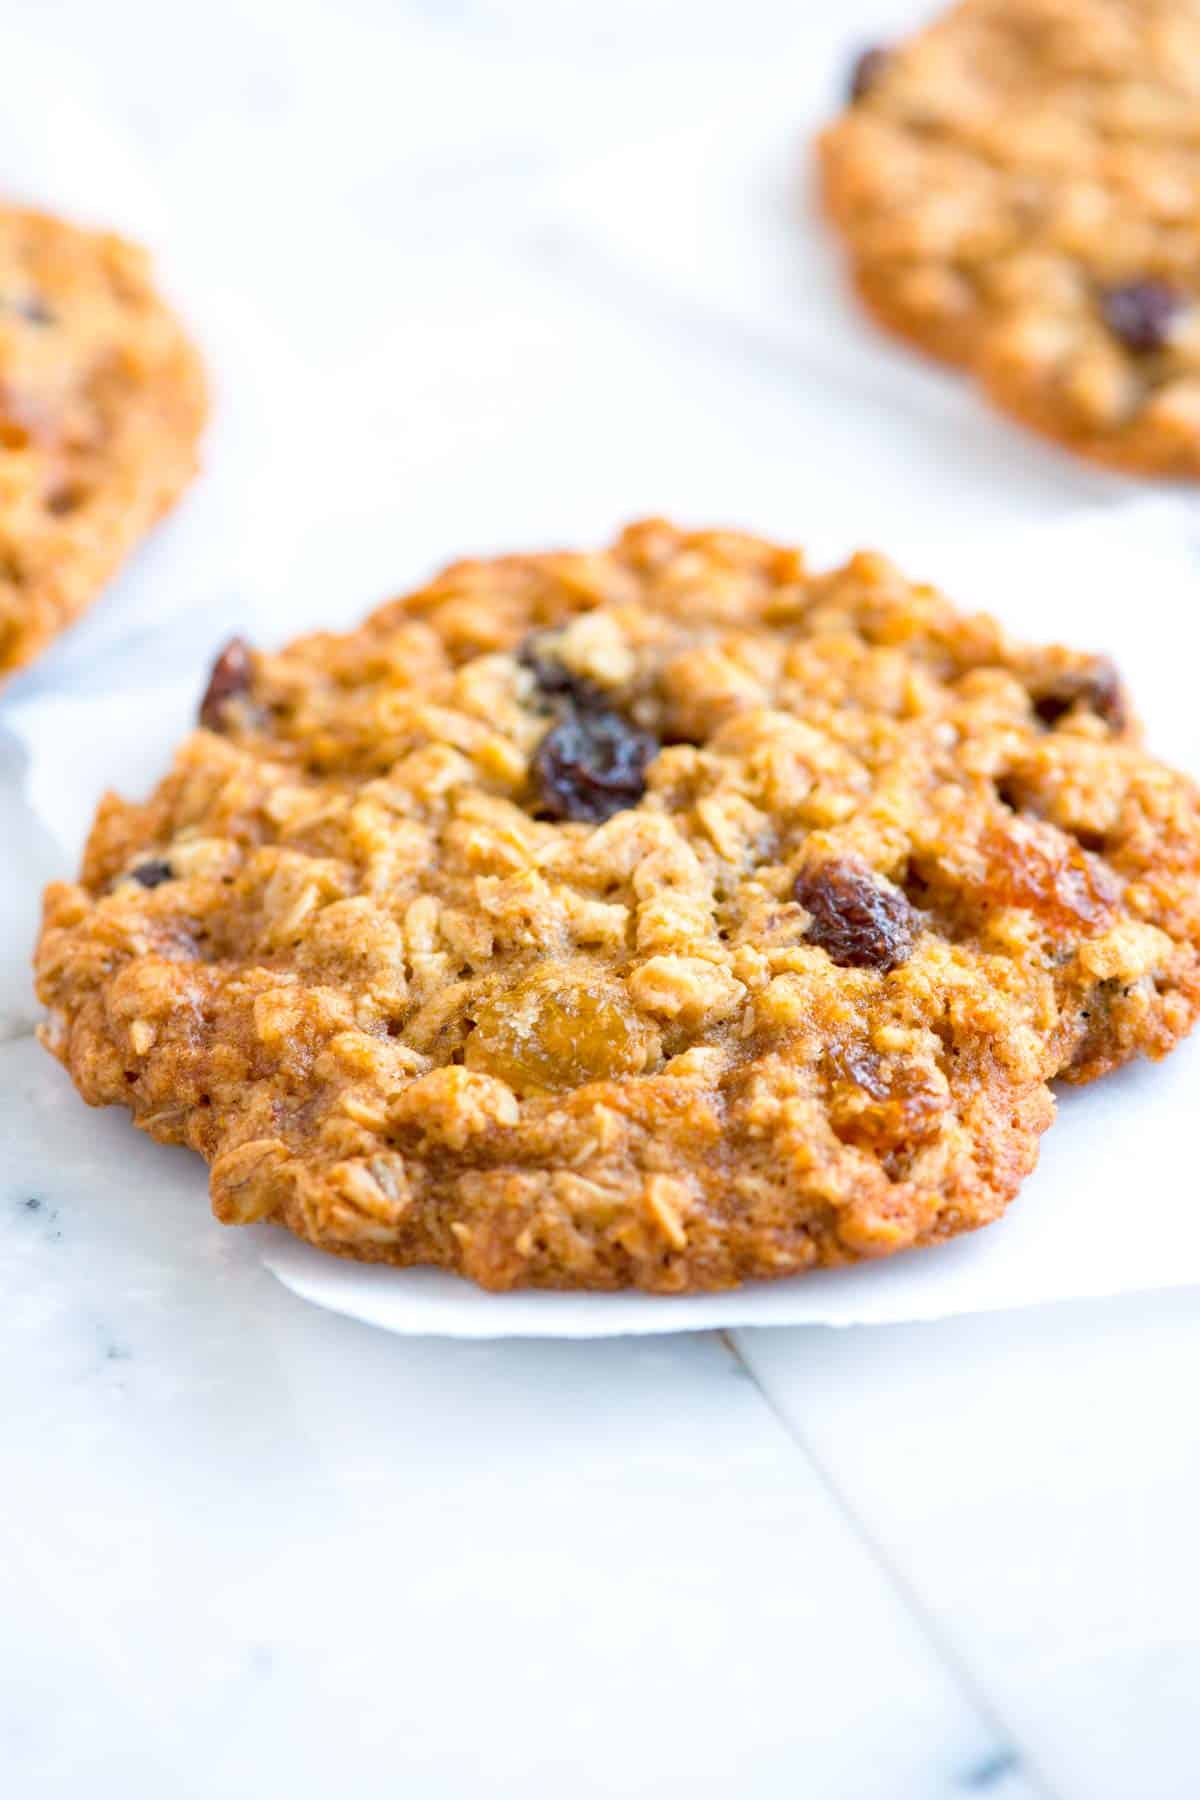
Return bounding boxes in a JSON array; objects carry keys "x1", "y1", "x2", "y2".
[{"x1": 721, "y1": 1330, "x2": 1064, "y2": 1800}]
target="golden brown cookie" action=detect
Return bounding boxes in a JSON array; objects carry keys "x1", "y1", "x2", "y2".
[
  {"x1": 0, "y1": 203, "x2": 206, "y2": 680},
  {"x1": 34, "y1": 522, "x2": 1200, "y2": 1292},
  {"x1": 820, "y1": 0, "x2": 1200, "y2": 475}
]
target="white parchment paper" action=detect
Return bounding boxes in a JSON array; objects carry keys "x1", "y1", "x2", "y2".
[{"x1": 9, "y1": 501, "x2": 1200, "y2": 1335}]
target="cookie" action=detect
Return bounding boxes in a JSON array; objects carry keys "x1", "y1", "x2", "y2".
[
  {"x1": 35, "y1": 522, "x2": 1200, "y2": 1292},
  {"x1": 0, "y1": 203, "x2": 206, "y2": 681},
  {"x1": 821, "y1": 0, "x2": 1200, "y2": 475}
]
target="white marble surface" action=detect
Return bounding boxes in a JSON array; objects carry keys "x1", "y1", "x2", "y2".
[{"x1": 3, "y1": 3, "x2": 1199, "y2": 1796}]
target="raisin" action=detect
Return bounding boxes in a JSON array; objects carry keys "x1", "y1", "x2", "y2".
[
  {"x1": 199, "y1": 637, "x2": 253, "y2": 731},
  {"x1": 0, "y1": 294, "x2": 52, "y2": 324},
  {"x1": 130, "y1": 860, "x2": 173, "y2": 889},
  {"x1": 534, "y1": 708, "x2": 657, "y2": 823},
  {"x1": 1032, "y1": 658, "x2": 1126, "y2": 732},
  {"x1": 794, "y1": 861, "x2": 917, "y2": 973},
  {"x1": 849, "y1": 46, "x2": 890, "y2": 102},
  {"x1": 1099, "y1": 280, "x2": 1182, "y2": 353},
  {"x1": 465, "y1": 970, "x2": 654, "y2": 1091},
  {"x1": 45, "y1": 483, "x2": 86, "y2": 518},
  {"x1": 829, "y1": 1047, "x2": 946, "y2": 1152},
  {"x1": 979, "y1": 822, "x2": 1118, "y2": 934},
  {"x1": 838, "y1": 1045, "x2": 890, "y2": 1100},
  {"x1": 521, "y1": 630, "x2": 656, "y2": 822}
]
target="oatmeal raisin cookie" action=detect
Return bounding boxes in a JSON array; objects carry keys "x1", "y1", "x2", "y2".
[
  {"x1": 35, "y1": 522, "x2": 1200, "y2": 1290},
  {"x1": 0, "y1": 202, "x2": 206, "y2": 679},
  {"x1": 821, "y1": 0, "x2": 1200, "y2": 474}
]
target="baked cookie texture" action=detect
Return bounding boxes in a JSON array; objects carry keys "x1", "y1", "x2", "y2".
[
  {"x1": 821, "y1": 0, "x2": 1200, "y2": 475},
  {"x1": 0, "y1": 203, "x2": 206, "y2": 681},
  {"x1": 35, "y1": 522, "x2": 1200, "y2": 1292}
]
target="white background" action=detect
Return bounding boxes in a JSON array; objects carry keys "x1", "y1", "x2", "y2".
[{"x1": 2, "y1": 3, "x2": 1198, "y2": 1796}]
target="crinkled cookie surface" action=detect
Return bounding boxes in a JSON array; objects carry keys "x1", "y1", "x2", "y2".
[
  {"x1": 0, "y1": 203, "x2": 206, "y2": 680},
  {"x1": 821, "y1": 0, "x2": 1200, "y2": 474},
  {"x1": 35, "y1": 522, "x2": 1200, "y2": 1291}
]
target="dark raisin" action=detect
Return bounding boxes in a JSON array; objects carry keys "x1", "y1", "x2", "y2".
[
  {"x1": 534, "y1": 708, "x2": 657, "y2": 824},
  {"x1": 45, "y1": 483, "x2": 86, "y2": 517},
  {"x1": 794, "y1": 860, "x2": 917, "y2": 973},
  {"x1": 199, "y1": 636, "x2": 253, "y2": 731},
  {"x1": 3, "y1": 294, "x2": 53, "y2": 325},
  {"x1": 518, "y1": 635, "x2": 605, "y2": 712},
  {"x1": 1099, "y1": 280, "x2": 1182, "y2": 353},
  {"x1": 131, "y1": 859, "x2": 173, "y2": 889},
  {"x1": 849, "y1": 46, "x2": 890, "y2": 103},
  {"x1": 1032, "y1": 658, "x2": 1126, "y2": 732}
]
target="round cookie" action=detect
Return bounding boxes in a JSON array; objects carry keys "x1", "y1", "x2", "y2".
[
  {"x1": 821, "y1": 0, "x2": 1200, "y2": 475},
  {"x1": 35, "y1": 522, "x2": 1200, "y2": 1292},
  {"x1": 0, "y1": 203, "x2": 207, "y2": 681}
]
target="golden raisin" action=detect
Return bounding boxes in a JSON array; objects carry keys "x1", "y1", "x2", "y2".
[
  {"x1": 829, "y1": 1046, "x2": 946, "y2": 1151},
  {"x1": 980, "y1": 821, "x2": 1118, "y2": 934},
  {"x1": 464, "y1": 967, "x2": 655, "y2": 1092}
]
